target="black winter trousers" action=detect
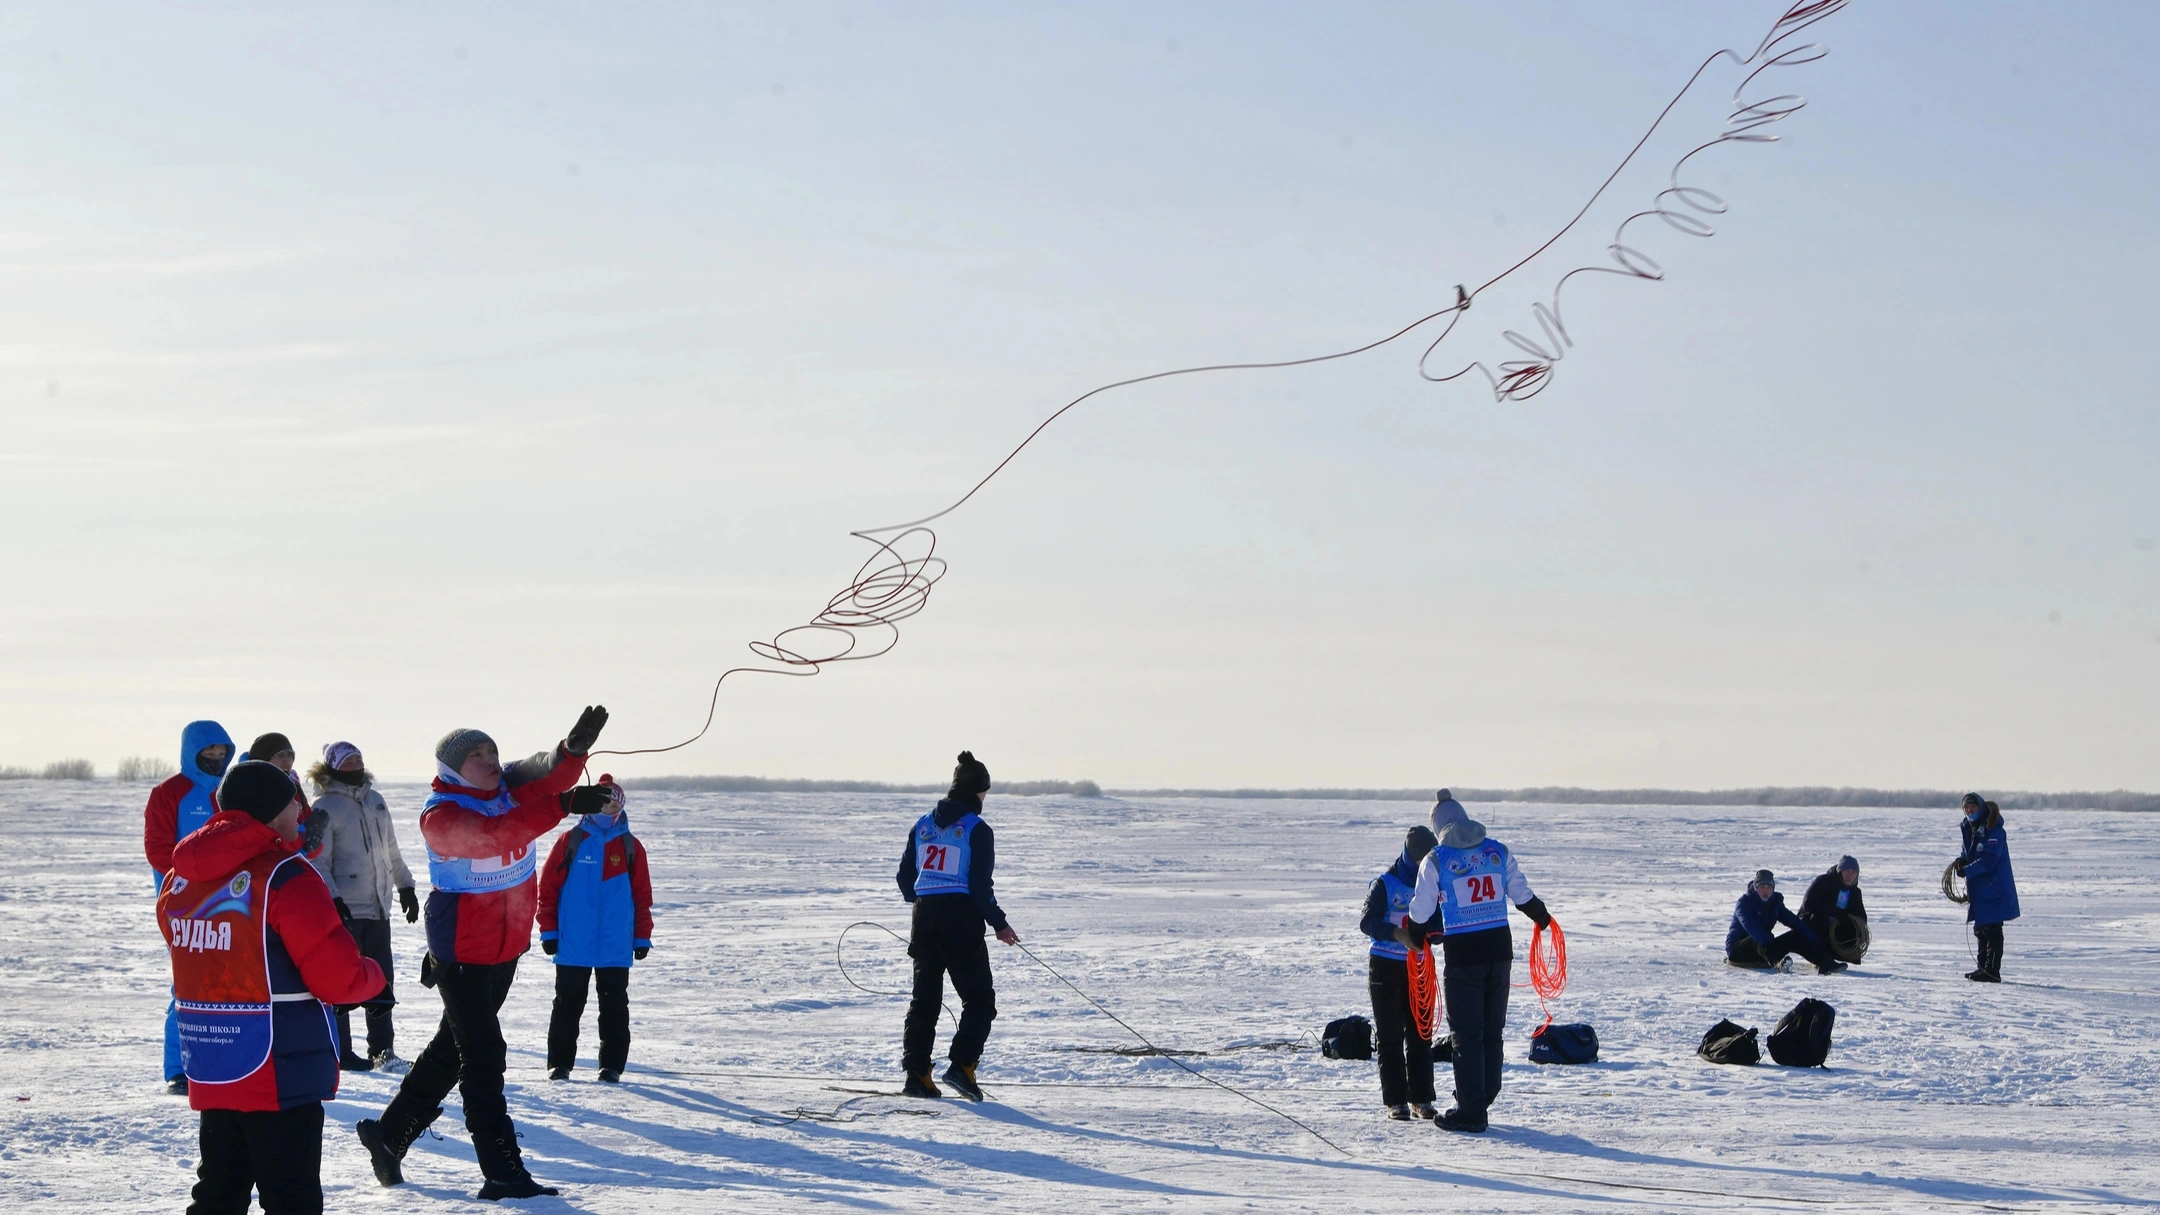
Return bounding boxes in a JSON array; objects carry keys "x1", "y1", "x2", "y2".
[
  {"x1": 1728, "y1": 930, "x2": 1832, "y2": 971},
  {"x1": 1974, "y1": 922, "x2": 2005, "y2": 978},
  {"x1": 189, "y1": 1103, "x2": 323, "y2": 1215},
  {"x1": 903, "y1": 896, "x2": 997, "y2": 1075},
  {"x1": 1367, "y1": 954, "x2": 1436, "y2": 1107},
  {"x1": 1443, "y1": 960, "x2": 1510, "y2": 1114},
  {"x1": 336, "y1": 917, "x2": 396, "y2": 1057},
  {"x1": 548, "y1": 964, "x2": 630, "y2": 1073},
  {"x1": 380, "y1": 957, "x2": 527, "y2": 1181}
]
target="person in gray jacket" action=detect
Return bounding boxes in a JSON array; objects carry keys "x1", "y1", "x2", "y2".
[{"x1": 307, "y1": 740, "x2": 419, "y2": 1073}]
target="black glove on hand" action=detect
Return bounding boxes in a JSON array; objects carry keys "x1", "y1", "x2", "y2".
[
  {"x1": 333, "y1": 897, "x2": 352, "y2": 924},
  {"x1": 565, "y1": 704, "x2": 609, "y2": 755},
  {"x1": 569, "y1": 784, "x2": 613, "y2": 817},
  {"x1": 1519, "y1": 896, "x2": 1554, "y2": 930},
  {"x1": 1953, "y1": 858, "x2": 1969, "y2": 876},
  {"x1": 634, "y1": 946, "x2": 649, "y2": 961},
  {"x1": 542, "y1": 939, "x2": 558, "y2": 956},
  {"x1": 399, "y1": 886, "x2": 420, "y2": 923}
]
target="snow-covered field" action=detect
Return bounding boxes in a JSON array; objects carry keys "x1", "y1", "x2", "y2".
[{"x1": 1, "y1": 781, "x2": 2155, "y2": 1212}]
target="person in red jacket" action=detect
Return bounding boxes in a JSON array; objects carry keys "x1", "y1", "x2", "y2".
[
  {"x1": 145, "y1": 718, "x2": 236, "y2": 1092},
  {"x1": 358, "y1": 705, "x2": 609, "y2": 1203},
  {"x1": 536, "y1": 776, "x2": 654, "y2": 1083},
  {"x1": 160, "y1": 760, "x2": 384, "y2": 1215}
]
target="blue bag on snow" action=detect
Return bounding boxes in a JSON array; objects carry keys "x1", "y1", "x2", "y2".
[{"x1": 1528, "y1": 1022, "x2": 1599, "y2": 1064}]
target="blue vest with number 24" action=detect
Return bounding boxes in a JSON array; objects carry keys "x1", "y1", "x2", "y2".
[{"x1": 1436, "y1": 839, "x2": 1513, "y2": 936}]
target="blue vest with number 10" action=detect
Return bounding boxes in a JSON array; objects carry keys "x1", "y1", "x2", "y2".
[
  {"x1": 424, "y1": 786, "x2": 538, "y2": 894},
  {"x1": 912, "y1": 812, "x2": 979, "y2": 897},
  {"x1": 1437, "y1": 839, "x2": 1513, "y2": 936},
  {"x1": 1370, "y1": 871, "x2": 1416, "y2": 961}
]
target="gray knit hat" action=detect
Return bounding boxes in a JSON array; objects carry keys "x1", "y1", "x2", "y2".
[
  {"x1": 1754, "y1": 868, "x2": 1776, "y2": 889},
  {"x1": 435, "y1": 728, "x2": 496, "y2": 773},
  {"x1": 1431, "y1": 790, "x2": 1468, "y2": 835}
]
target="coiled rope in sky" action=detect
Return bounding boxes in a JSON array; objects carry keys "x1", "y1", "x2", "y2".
[{"x1": 590, "y1": 0, "x2": 1850, "y2": 761}]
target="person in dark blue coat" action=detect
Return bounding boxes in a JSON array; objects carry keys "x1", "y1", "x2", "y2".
[
  {"x1": 1726, "y1": 870, "x2": 1841, "y2": 974},
  {"x1": 1954, "y1": 794, "x2": 2020, "y2": 982},
  {"x1": 895, "y1": 751, "x2": 1018, "y2": 1101},
  {"x1": 1360, "y1": 824, "x2": 1440, "y2": 1121}
]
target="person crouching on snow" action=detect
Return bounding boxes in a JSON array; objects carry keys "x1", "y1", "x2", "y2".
[
  {"x1": 896, "y1": 750, "x2": 1019, "y2": 1102},
  {"x1": 1796, "y1": 856, "x2": 1868, "y2": 964},
  {"x1": 356, "y1": 706, "x2": 612, "y2": 1202},
  {"x1": 160, "y1": 760, "x2": 385, "y2": 1215},
  {"x1": 537, "y1": 774, "x2": 653, "y2": 1083},
  {"x1": 1726, "y1": 869, "x2": 1841, "y2": 974}
]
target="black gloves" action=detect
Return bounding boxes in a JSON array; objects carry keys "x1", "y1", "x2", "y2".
[
  {"x1": 333, "y1": 897, "x2": 352, "y2": 924},
  {"x1": 634, "y1": 946, "x2": 649, "y2": 961},
  {"x1": 1519, "y1": 896, "x2": 1554, "y2": 930},
  {"x1": 399, "y1": 886, "x2": 420, "y2": 923},
  {"x1": 568, "y1": 785, "x2": 614, "y2": 817},
  {"x1": 1391, "y1": 924, "x2": 1415, "y2": 947},
  {"x1": 542, "y1": 939, "x2": 558, "y2": 955},
  {"x1": 565, "y1": 705, "x2": 609, "y2": 756},
  {"x1": 1953, "y1": 858, "x2": 1969, "y2": 876}
]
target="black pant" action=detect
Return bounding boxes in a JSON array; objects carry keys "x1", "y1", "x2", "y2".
[
  {"x1": 1728, "y1": 930, "x2": 1831, "y2": 970},
  {"x1": 547, "y1": 965, "x2": 630, "y2": 1073},
  {"x1": 1975, "y1": 922, "x2": 2005, "y2": 977},
  {"x1": 1443, "y1": 960, "x2": 1509, "y2": 1114},
  {"x1": 902, "y1": 896, "x2": 997, "y2": 1075},
  {"x1": 189, "y1": 1103, "x2": 323, "y2": 1215},
  {"x1": 337, "y1": 917, "x2": 397, "y2": 1057},
  {"x1": 1368, "y1": 954, "x2": 1435, "y2": 1106},
  {"x1": 380, "y1": 957, "x2": 527, "y2": 1181}
]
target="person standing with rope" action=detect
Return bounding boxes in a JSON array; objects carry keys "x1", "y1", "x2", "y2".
[
  {"x1": 1955, "y1": 794, "x2": 2020, "y2": 982},
  {"x1": 895, "y1": 750, "x2": 1017, "y2": 1101},
  {"x1": 1407, "y1": 797, "x2": 1552, "y2": 1134},
  {"x1": 1361, "y1": 823, "x2": 1440, "y2": 1122}
]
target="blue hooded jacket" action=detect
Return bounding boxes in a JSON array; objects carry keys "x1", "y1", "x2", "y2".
[
  {"x1": 1961, "y1": 808, "x2": 2021, "y2": 925},
  {"x1": 538, "y1": 810, "x2": 652, "y2": 968},
  {"x1": 176, "y1": 720, "x2": 236, "y2": 840}
]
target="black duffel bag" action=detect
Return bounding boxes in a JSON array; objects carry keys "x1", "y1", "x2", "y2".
[
  {"x1": 1528, "y1": 1023, "x2": 1599, "y2": 1064},
  {"x1": 1321, "y1": 1015, "x2": 1373, "y2": 1060},
  {"x1": 1698, "y1": 1018, "x2": 1760, "y2": 1065}
]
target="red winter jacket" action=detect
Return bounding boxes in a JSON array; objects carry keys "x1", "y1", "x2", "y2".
[
  {"x1": 167, "y1": 812, "x2": 384, "y2": 1112},
  {"x1": 420, "y1": 746, "x2": 583, "y2": 966},
  {"x1": 143, "y1": 773, "x2": 193, "y2": 874}
]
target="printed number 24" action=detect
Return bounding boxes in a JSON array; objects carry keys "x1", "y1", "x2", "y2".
[{"x1": 1464, "y1": 875, "x2": 1497, "y2": 903}]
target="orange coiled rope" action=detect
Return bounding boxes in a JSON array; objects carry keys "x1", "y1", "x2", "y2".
[
  {"x1": 1526, "y1": 920, "x2": 1569, "y2": 1034},
  {"x1": 1407, "y1": 945, "x2": 1441, "y2": 1041}
]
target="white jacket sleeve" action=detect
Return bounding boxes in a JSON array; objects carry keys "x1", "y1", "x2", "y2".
[
  {"x1": 1408, "y1": 853, "x2": 1444, "y2": 924},
  {"x1": 1505, "y1": 851, "x2": 1535, "y2": 905}
]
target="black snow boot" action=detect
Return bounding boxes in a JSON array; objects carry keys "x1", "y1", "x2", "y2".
[
  {"x1": 1435, "y1": 1106, "x2": 1488, "y2": 1134},
  {"x1": 165, "y1": 1076, "x2": 189, "y2": 1096},
  {"x1": 941, "y1": 1062, "x2": 985, "y2": 1102},
  {"x1": 475, "y1": 1135, "x2": 558, "y2": 1202},
  {"x1": 1388, "y1": 1104, "x2": 1414, "y2": 1121},
  {"x1": 357, "y1": 1105, "x2": 442, "y2": 1187},
  {"x1": 901, "y1": 1072, "x2": 941, "y2": 1099}
]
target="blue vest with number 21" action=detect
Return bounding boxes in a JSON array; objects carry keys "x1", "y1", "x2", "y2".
[
  {"x1": 912, "y1": 812, "x2": 979, "y2": 898},
  {"x1": 1436, "y1": 839, "x2": 1513, "y2": 936}
]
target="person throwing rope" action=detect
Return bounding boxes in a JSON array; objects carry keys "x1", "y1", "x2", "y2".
[
  {"x1": 1406, "y1": 795, "x2": 1553, "y2": 1134},
  {"x1": 895, "y1": 750, "x2": 1018, "y2": 1101}
]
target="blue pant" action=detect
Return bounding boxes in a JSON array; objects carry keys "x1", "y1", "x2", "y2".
[{"x1": 165, "y1": 996, "x2": 183, "y2": 1080}]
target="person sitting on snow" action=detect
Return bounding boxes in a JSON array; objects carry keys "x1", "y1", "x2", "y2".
[
  {"x1": 538, "y1": 775, "x2": 654, "y2": 1083},
  {"x1": 1726, "y1": 869, "x2": 1841, "y2": 974},
  {"x1": 1796, "y1": 856, "x2": 1868, "y2": 963}
]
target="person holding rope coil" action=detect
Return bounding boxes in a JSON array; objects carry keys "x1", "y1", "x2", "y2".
[
  {"x1": 1406, "y1": 796, "x2": 1553, "y2": 1134},
  {"x1": 1955, "y1": 793, "x2": 2019, "y2": 983},
  {"x1": 1360, "y1": 820, "x2": 1440, "y2": 1122},
  {"x1": 895, "y1": 750, "x2": 1018, "y2": 1102},
  {"x1": 1797, "y1": 856, "x2": 1868, "y2": 965}
]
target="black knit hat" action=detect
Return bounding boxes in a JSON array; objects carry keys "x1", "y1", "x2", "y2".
[
  {"x1": 1405, "y1": 825, "x2": 1438, "y2": 865},
  {"x1": 220, "y1": 760, "x2": 296, "y2": 824},
  {"x1": 949, "y1": 750, "x2": 991, "y2": 800},
  {"x1": 1753, "y1": 868, "x2": 1776, "y2": 889},
  {"x1": 248, "y1": 732, "x2": 294, "y2": 761}
]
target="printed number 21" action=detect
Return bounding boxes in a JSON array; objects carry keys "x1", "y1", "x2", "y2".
[{"x1": 923, "y1": 844, "x2": 950, "y2": 872}]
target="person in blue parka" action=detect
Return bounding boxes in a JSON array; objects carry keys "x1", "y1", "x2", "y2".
[
  {"x1": 1955, "y1": 794, "x2": 2019, "y2": 982},
  {"x1": 536, "y1": 777, "x2": 653, "y2": 1082},
  {"x1": 1726, "y1": 869, "x2": 1841, "y2": 974}
]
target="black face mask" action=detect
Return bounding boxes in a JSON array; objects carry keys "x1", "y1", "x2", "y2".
[
  {"x1": 329, "y1": 767, "x2": 368, "y2": 786},
  {"x1": 196, "y1": 748, "x2": 230, "y2": 778}
]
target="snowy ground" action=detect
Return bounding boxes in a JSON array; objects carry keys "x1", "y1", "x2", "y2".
[{"x1": 1, "y1": 781, "x2": 2156, "y2": 1212}]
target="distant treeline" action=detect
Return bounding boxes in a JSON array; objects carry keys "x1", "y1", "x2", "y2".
[
  {"x1": 622, "y1": 776, "x2": 1103, "y2": 797},
  {"x1": 1099, "y1": 785, "x2": 2160, "y2": 813},
  {"x1": 614, "y1": 777, "x2": 2153, "y2": 811}
]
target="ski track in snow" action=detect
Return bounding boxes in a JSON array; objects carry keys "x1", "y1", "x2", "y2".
[{"x1": 1, "y1": 783, "x2": 2155, "y2": 1212}]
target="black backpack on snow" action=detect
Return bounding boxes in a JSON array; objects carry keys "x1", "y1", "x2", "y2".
[
  {"x1": 1528, "y1": 1023, "x2": 1599, "y2": 1065},
  {"x1": 1698, "y1": 1018, "x2": 1760, "y2": 1065},
  {"x1": 1767, "y1": 997, "x2": 1836, "y2": 1068},
  {"x1": 1321, "y1": 1015, "x2": 1373, "y2": 1060}
]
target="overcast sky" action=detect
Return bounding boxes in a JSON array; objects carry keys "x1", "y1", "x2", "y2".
[{"x1": 1, "y1": 2, "x2": 2154, "y2": 789}]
